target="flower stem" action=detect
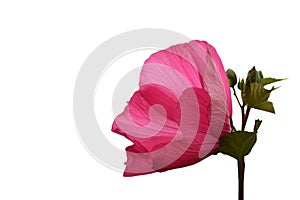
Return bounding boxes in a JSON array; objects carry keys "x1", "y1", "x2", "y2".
[
  {"x1": 230, "y1": 117, "x2": 237, "y2": 132},
  {"x1": 238, "y1": 157, "x2": 245, "y2": 200},
  {"x1": 242, "y1": 106, "x2": 251, "y2": 131},
  {"x1": 231, "y1": 86, "x2": 249, "y2": 200},
  {"x1": 232, "y1": 87, "x2": 242, "y2": 108}
]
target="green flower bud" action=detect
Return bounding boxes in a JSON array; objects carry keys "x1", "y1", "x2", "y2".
[
  {"x1": 238, "y1": 78, "x2": 245, "y2": 90},
  {"x1": 246, "y1": 66, "x2": 263, "y2": 87},
  {"x1": 226, "y1": 69, "x2": 237, "y2": 87}
]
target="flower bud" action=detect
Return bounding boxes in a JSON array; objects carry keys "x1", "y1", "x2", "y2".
[
  {"x1": 226, "y1": 69, "x2": 237, "y2": 87},
  {"x1": 246, "y1": 66, "x2": 263, "y2": 86}
]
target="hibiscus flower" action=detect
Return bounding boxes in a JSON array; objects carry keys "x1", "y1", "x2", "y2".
[{"x1": 112, "y1": 40, "x2": 232, "y2": 176}]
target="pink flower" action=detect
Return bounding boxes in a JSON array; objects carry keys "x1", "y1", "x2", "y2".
[{"x1": 112, "y1": 40, "x2": 232, "y2": 176}]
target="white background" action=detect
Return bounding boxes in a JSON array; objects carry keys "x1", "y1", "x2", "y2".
[{"x1": 1, "y1": 1, "x2": 299, "y2": 199}]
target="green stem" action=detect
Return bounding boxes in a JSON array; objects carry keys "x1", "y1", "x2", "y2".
[
  {"x1": 238, "y1": 157, "x2": 245, "y2": 200},
  {"x1": 232, "y1": 87, "x2": 245, "y2": 131},
  {"x1": 241, "y1": 104, "x2": 245, "y2": 130},
  {"x1": 231, "y1": 87, "x2": 249, "y2": 200},
  {"x1": 230, "y1": 117, "x2": 237, "y2": 132},
  {"x1": 233, "y1": 87, "x2": 243, "y2": 108},
  {"x1": 242, "y1": 106, "x2": 251, "y2": 131}
]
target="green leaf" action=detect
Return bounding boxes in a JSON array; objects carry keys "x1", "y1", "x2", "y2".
[
  {"x1": 217, "y1": 131, "x2": 257, "y2": 160},
  {"x1": 254, "y1": 101, "x2": 275, "y2": 113},
  {"x1": 262, "y1": 77, "x2": 285, "y2": 86},
  {"x1": 245, "y1": 82, "x2": 275, "y2": 113}
]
